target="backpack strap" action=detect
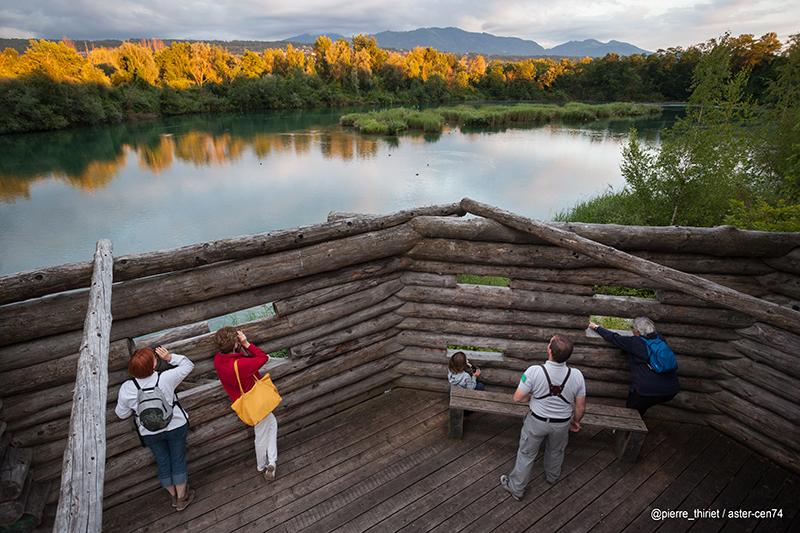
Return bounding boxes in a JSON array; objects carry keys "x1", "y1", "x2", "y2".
[{"x1": 533, "y1": 366, "x2": 572, "y2": 404}]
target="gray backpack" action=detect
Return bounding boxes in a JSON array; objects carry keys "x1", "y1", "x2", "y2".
[{"x1": 133, "y1": 373, "x2": 173, "y2": 431}]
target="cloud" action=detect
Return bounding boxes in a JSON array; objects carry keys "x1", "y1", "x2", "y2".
[{"x1": 1, "y1": 0, "x2": 798, "y2": 51}]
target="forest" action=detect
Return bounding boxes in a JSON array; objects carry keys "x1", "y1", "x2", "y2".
[
  {"x1": 0, "y1": 32, "x2": 798, "y2": 231},
  {"x1": 0, "y1": 33, "x2": 788, "y2": 134}
]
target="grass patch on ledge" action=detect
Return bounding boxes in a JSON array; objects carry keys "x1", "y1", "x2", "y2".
[{"x1": 457, "y1": 274, "x2": 510, "y2": 287}]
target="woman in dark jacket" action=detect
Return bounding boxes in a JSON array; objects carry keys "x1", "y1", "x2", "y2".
[{"x1": 589, "y1": 316, "x2": 679, "y2": 415}]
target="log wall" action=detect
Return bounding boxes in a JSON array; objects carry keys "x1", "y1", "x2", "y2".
[{"x1": 1, "y1": 200, "x2": 799, "y2": 520}]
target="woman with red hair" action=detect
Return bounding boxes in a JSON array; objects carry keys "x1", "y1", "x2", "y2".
[{"x1": 115, "y1": 346, "x2": 195, "y2": 510}]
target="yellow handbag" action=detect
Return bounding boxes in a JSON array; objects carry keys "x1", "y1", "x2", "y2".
[{"x1": 231, "y1": 359, "x2": 282, "y2": 426}]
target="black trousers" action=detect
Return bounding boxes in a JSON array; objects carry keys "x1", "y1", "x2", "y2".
[{"x1": 626, "y1": 390, "x2": 676, "y2": 416}]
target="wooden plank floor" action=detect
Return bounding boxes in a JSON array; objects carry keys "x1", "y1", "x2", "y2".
[{"x1": 102, "y1": 389, "x2": 800, "y2": 533}]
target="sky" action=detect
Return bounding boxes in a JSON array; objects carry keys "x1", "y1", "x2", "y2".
[{"x1": 0, "y1": 0, "x2": 798, "y2": 52}]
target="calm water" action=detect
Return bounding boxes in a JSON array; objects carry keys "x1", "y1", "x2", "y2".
[{"x1": 0, "y1": 104, "x2": 681, "y2": 276}]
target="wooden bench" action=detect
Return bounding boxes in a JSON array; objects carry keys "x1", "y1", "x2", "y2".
[{"x1": 449, "y1": 388, "x2": 648, "y2": 462}]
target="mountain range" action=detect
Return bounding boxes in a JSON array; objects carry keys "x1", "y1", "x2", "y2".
[{"x1": 285, "y1": 27, "x2": 650, "y2": 58}]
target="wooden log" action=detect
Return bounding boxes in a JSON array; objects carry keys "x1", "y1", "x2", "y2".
[
  {"x1": 757, "y1": 271, "x2": 800, "y2": 300},
  {"x1": 666, "y1": 390, "x2": 720, "y2": 414},
  {"x1": 629, "y1": 251, "x2": 776, "y2": 275},
  {"x1": 326, "y1": 202, "x2": 465, "y2": 224},
  {"x1": 398, "y1": 303, "x2": 589, "y2": 330},
  {"x1": 273, "y1": 272, "x2": 402, "y2": 316},
  {"x1": 408, "y1": 215, "x2": 800, "y2": 257},
  {"x1": 711, "y1": 390, "x2": 800, "y2": 453},
  {"x1": 0, "y1": 256, "x2": 409, "y2": 368},
  {"x1": 0, "y1": 225, "x2": 421, "y2": 347},
  {"x1": 132, "y1": 321, "x2": 210, "y2": 350},
  {"x1": 705, "y1": 414, "x2": 800, "y2": 475},
  {"x1": 396, "y1": 284, "x2": 754, "y2": 329},
  {"x1": 276, "y1": 340, "x2": 402, "y2": 396},
  {"x1": 730, "y1": 338, "x2": 800, "y2": 379},
  {"x1": 720, "y1": 358, "x2": 800, "y2": 405},
  {"x1": 408, "y1": 238, "x2": 602, "y2": 269},
  {"x1": 735, "y1": 322, "x2": 800, "y2": 358},
  {"x1": 460, "y1": 198, "x2": 800, "y2": 335},
  {"x1": 0, "y1": 470, "x2": 30, "y2": 526},
  {"x1": 0, "y1": 203, "x2": 457, "y2": 306},
  {"x1": 272, "y1": 329, "x2": 400, "y2": 380},
  {"x1": 288, "y1": 309, "x2": 405, "y2": 358},
  {"x1": 399, "y1": 271, "x2": 457, "y2": 288},
  {"x1": 411, "y1": 260, "x2": 654, "y2": 287},
  {"x1": 718, "y1": 378, "x2": 800, "y2": 425},
  {"x1": 409, "y1": 260, "x2": 770, "y2": 298},
  {"x1": 55, "y1": 239, "x2": 113, "y2": 533},
  {"x1": 280, "y1": 356, "x2": 400, "y2": 408},
  {"x1": 763, "y1": 246, "x2": 800, "y2": 275},
  {"x1": 392, "y1": 375, "x2": 450, "y2": 394},
  {"x1": 510, "y1": 279, "x2": 595, "y2": 296},
  {"x1": 1, "y1": 446, "x2": 32, "y2": 501},
  {"x1": 0, "y1": 338, "x2": 133, "y2": 398},
  {"x1": 21, "y1": 480, "x2": 49, "y2": 529}
]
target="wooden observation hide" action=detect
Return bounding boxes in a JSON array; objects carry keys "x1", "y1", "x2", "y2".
[{"x1": 0, "y1": 199, "x2": 798, "y2": 531}]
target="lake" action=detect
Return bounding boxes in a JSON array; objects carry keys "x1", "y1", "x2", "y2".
[{"x1": 0, "y1": 104, "x2": 682, "y2": 276}]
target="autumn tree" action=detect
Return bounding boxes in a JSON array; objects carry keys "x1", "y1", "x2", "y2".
[{"x1": 112, "y1": 41, "x2": 158, "y2": 85}]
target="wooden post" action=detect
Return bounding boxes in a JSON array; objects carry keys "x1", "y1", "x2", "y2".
[
  {"x1": 460, "y1": 198, "x2": 800, "y2": 335},
  {"x1": 54, "y1": 240, "x2": 113, "y2": 533}
]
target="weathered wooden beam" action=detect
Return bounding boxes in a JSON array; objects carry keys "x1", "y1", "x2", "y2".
[
  {"x1": 720, "y1": 358, "x2": 800, "y2": 405},
  {"x1": 460, "y1": 198, "x2": 800, "y2": 335},
  {"x1": 397, "y1": 284, "x2": 754, "y2": 329},
  {"x1": 408, "y1": 260, "x2": 769, "y2": 297},
  {"x1": 763, "y1": 246, "x2": 800, "y2": 275},
  {"x1": 55, "y1": 239, "x2": 113, "y2": 533},
  {"x1": 0, "y1": 225, "x2": 420, "y2": 347},
  {"x1": 0, "y1": 339, "x2": 133, "y2": 399},
  {"x1": 0, "y1": 203, "x2": 457, "y2": 306},
  {"x1": 409, "y1": 215, "x2": 800, "y2": 257},
  {"x1": 718, "y1": 378, "x2": 800, "y2": 425}
]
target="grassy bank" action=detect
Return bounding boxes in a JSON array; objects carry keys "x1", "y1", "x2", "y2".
[{"x1": 340, "y1": 102, "x2": 660, "y2": 135}]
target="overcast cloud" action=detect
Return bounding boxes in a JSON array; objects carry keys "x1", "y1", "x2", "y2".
[{"x1": 1, "y1": 0, "x2": 798, "y2": 52}]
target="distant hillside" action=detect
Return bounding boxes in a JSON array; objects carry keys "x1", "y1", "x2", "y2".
[
  {"x1": 285, "y1": 33, "x2": 348, "y2": 44},
  {"x1": 285, "y1": 27, "x2": 650, "y2": 58},
  {"x1": 547, "y1": 39, "x2": 649, "y2": 57},
  {"x1": 373, "y1": 27, "x2": 546, "y2": 55}
]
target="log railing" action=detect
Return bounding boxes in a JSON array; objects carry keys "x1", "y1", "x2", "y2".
[{"x1": 54, "y1": 240, "x2": 113, "y2": 533}]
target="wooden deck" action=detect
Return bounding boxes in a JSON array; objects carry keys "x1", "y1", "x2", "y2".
[{"x1": 102, "y1": 388, "x2": 800, "y2": 533}]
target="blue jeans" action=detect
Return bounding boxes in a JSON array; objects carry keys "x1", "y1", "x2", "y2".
[{"x1": 142, "y1": 423, "x2": 188, "y2": 488}]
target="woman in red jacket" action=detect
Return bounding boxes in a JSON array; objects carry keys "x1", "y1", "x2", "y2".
[{"x1": 213, "y1": 327, "x2": 278, "y2": 482}]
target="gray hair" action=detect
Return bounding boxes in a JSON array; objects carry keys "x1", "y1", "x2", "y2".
[{"x1": 631, "y1": 317, "x2": 656, "y2": 335}]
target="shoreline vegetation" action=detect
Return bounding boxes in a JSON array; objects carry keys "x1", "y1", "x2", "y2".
[{"x1": 340, "y1": 102, "x2": 660, "y2": 134}]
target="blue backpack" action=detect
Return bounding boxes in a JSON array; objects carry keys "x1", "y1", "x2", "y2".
[{"x1": 644, "y1": 337, "x2": 678, "y2": 373}]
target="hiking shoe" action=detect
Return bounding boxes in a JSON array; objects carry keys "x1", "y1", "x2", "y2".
[
  {"x1": 176, "y1": 488, "x2": 195, "y2": 511},
  {"x1": 171, "y1": 492, "x2": 177, "y2": 507},
  {"x1": 264, "y1": 464, "x2": 276, "y2": 482},
  {"x1": 500, "y1": 475, "x2": 522, "y2": 502}
]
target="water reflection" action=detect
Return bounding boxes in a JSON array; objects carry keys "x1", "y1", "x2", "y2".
[{"x1": 0, "y1": 106, "x2": 681, "y2": 275}]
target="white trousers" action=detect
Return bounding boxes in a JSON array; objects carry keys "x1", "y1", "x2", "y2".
[{"x1": 254, "y1": 412, "x2": 278, "y2": 469}]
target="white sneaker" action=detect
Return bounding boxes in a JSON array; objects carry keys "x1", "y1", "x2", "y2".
[{"x1": 264, "y1": 463, "x2": 276, "y2": 482}]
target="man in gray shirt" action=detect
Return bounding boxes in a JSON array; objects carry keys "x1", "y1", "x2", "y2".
[{"x1": 501, "y1": 334, "x2": 586, "y2": 501}]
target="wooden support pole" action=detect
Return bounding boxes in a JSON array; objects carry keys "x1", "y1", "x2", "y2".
[
  {"x1": 54, "y1": 239, "x2": 113, "y2": 533},
  {"x1": 460, "y1": 198, "x2": 800, "y2": 335}
]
